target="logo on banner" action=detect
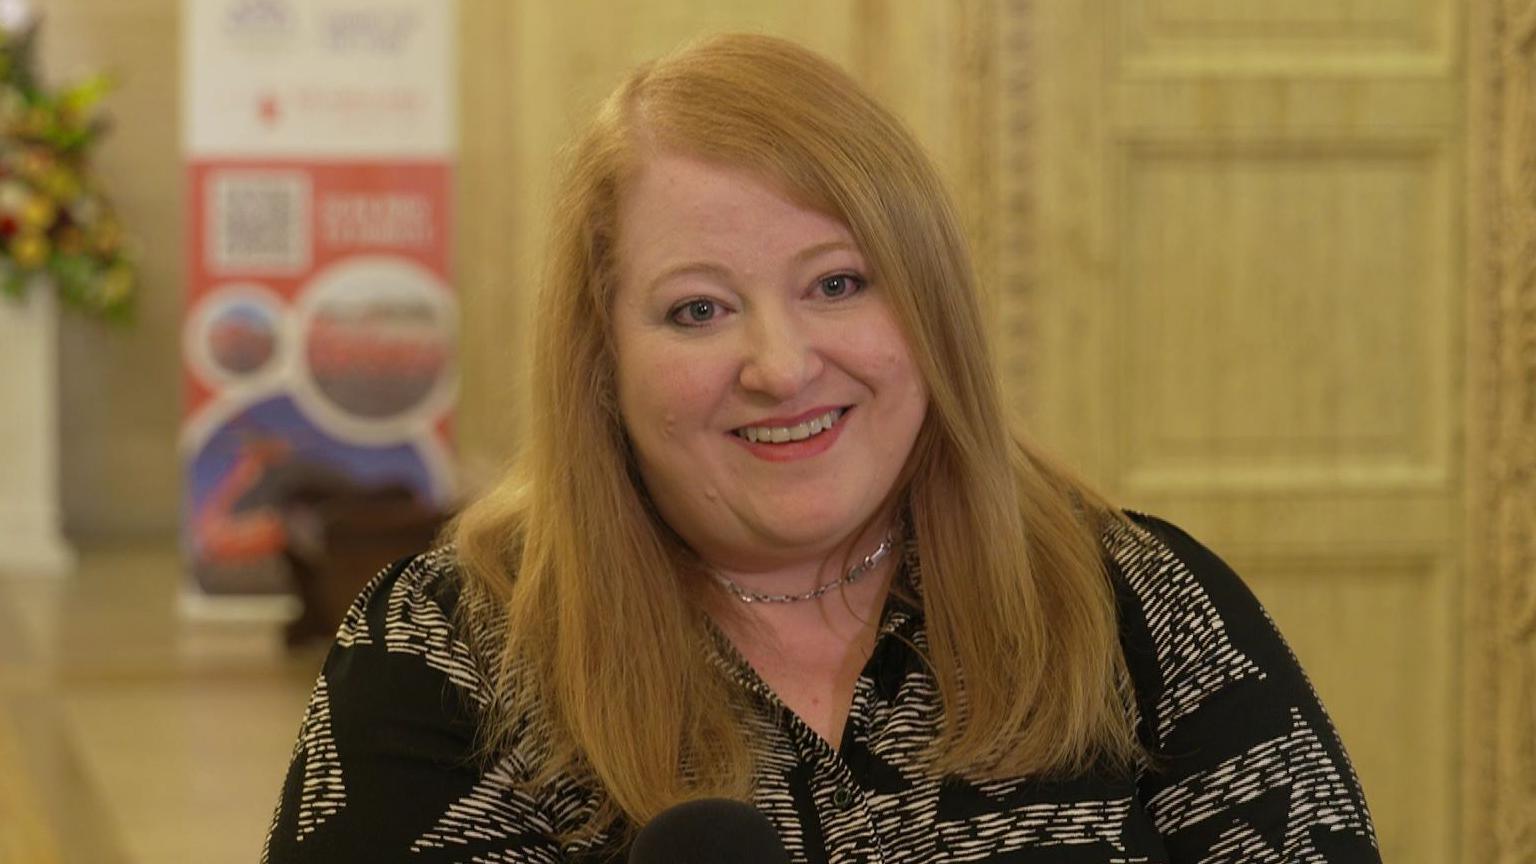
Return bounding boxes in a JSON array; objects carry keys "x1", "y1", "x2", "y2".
[
  {"x1": 325, "y1": 7, "x2": 421, "y2": 54},
  {"x1": 222, "y1": 0, "x2": 296, "y2": 48}
]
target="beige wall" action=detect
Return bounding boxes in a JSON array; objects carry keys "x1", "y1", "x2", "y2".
[{"x1": 40, "y1": 0, "x2": 181, "y2": 539}]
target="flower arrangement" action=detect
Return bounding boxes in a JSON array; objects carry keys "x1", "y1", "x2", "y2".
[{"x1": 0, "y1": 20, "x2": 133, "y2": 319}]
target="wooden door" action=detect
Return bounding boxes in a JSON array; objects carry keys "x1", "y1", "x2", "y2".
[{"x1": 1006, "y1": 1, "x2": 1464, "y2": 861}]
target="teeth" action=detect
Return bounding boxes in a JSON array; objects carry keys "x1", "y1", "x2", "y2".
[{"x1": 737, "y1": 408, "x2": 843, "y2": 444}]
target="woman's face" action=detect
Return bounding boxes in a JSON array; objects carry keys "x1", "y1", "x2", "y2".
[{"x1": 611, "y1": 151, "x2": 928, "y2": 573}]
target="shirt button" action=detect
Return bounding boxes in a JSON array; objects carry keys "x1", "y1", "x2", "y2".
[{"x1": 831, "y1": 786, "x2": 855, "y2": 809}]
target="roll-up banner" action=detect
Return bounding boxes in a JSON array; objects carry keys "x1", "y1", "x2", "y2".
[{"x1": 180, "y1": 0, "x2": 457, "y2": 610}]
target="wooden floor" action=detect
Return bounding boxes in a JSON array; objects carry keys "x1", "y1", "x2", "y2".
[{"x1": 0, "y1": 546, "x2": 325, "y2": 862}]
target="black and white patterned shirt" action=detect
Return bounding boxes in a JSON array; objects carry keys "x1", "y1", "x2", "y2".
[{"x1": 263, "y1": 513, "x2": 1381, "y2": 863}]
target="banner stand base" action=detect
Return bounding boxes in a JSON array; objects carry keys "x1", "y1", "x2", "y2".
[{"x1": 178, "y1": 590, "x2": 301, "y2": 622}]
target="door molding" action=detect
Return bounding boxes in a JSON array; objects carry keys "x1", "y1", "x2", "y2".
[{"x1": 1465, "y1": 1, "x2": 1536, "y2": 861}]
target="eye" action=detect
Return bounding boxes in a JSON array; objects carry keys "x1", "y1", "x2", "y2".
[
  {"x1": 816, "y1": 273, "x2": 866, "y2": 300},
  {"x1": 668, "y1": 298, "x2": 722, "y2": 327}
]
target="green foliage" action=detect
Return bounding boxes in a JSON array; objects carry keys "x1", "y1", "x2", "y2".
[{"x1": 0, "y1": 19, "x2": 135, "y2": 321}]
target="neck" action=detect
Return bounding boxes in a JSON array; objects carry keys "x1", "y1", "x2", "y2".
[
  {"x1": 704, "y1": 523, "x2": 899, "y2": 649},
  {"x1": 711, "y1": 514, "x2": 893, "y2": 589}
]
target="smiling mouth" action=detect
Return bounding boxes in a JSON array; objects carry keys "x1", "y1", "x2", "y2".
[{"x1": 733, "y1": 407, "x2": 847, "y2": 444}]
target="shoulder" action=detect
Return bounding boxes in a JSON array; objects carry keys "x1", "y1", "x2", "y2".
[
  {"x1": 266, "y1": 550, "x2": 607, "y2": 861},
  {"x1": 1103, "y1": 511, "x2": 1273, "y2": 651},
  {"x1": 264, "y1": 549, "x2": 490, "y2": 858},
  {"x1": 1103, "y1": 512, "x2": 1298, "y2": 745},
  {"x1": 1103, "y1": 514, "x2": 1382, "y2": 859},
  {"x1": 329, "y1": 545, "x2": 491, "y2": 709},
  {"x1": 1102, "y1": 511, "x2": 1246, "y2": 606},
  {"x1": 1102, "y1": 511, "x2": 1260, "y2": 636},
  {"x1": 336, "y1": 545, "x2": 463, "y2": 643}
]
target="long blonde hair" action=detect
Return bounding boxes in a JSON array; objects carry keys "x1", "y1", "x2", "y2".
[{"x1": 451, "y1": 33, "x2": 1140, "y2": 839}]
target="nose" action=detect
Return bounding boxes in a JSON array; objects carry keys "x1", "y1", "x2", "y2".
[{"x1": 737, "y1": 309, "x2": 824, "y2": 400}]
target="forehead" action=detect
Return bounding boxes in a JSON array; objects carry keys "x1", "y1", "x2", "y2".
[{"x1": 615, "y1": 151, "x2": 857, "y2": 275}]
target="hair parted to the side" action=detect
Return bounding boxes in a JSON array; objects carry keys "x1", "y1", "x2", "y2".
[{"x1": 450, "y1": 32, "x2": 1142, "y2": 840}]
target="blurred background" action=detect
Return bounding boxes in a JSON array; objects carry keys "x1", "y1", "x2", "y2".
[{"x1": 0, "y1": 0, "x2": 1532, "y2": 861}]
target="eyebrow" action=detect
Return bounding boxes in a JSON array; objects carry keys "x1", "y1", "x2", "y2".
[
  {"x1": 647, "y1": 261, "x2": 732, "y2": 297},
  {"x1": 645, "y1": 241, "x2": 860, "y2": 296}
]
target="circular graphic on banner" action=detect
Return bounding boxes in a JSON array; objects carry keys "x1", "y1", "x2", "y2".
[
  {"x1": 185, "y1": 283, "x2": 289, "y2": 389},
  {"x1": 291, "y1": 255, "x2": 455, "y2": 444},
  {"x1": 210, "y1": 303, "x2": 279, "y2": 374}
]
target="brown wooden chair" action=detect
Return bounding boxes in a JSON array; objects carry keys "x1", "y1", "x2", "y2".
[{"x1": 279, "y1": 485, "x2": 450, "y2": 647}]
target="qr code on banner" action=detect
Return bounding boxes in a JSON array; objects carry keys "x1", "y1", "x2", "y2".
[{"x1": 206, "y1": 170, "x2": 312, "y2": 273}]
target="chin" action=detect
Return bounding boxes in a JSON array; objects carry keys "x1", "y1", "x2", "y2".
[{"x1": 755, "y1": 511, "x2": 874, "y2": 552}]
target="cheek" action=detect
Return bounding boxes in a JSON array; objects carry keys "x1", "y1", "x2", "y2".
[
  {"x1": 847, "y1": 315, "x2": 925, "y2": 396},
  {"x1": 617, "y1": 337, "x2": 730, "y2": 443}
]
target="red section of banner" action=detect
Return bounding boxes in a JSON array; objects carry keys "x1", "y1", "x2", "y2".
[{"x1": 184, "y1": 160, "x2": 452, "y2": 417}]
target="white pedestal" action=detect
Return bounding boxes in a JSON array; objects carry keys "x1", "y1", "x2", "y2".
[{"x1": 0, "y1": 286, "x2": 75, "y2": 577}]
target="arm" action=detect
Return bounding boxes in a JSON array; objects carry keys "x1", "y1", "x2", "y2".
[
  {"x1": 1113, "y1": 514, "x2": 1381, "y2": 863},
  {"x1": 262, "y1": 554, "x2": 567, "y2": 863}
]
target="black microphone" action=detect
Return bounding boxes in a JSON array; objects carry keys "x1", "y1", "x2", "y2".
[{"x1": 628, "y1": 798, "x2": 790, "y2": 864}]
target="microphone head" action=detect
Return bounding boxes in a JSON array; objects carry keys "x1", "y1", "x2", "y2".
[{"x1": 628, "y1": 798, "x2": 790, "y2": 864}]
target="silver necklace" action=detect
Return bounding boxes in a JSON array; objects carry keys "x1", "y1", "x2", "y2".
[{"x1": 711, "y1": 532, "x2": 896, "y2": 604}]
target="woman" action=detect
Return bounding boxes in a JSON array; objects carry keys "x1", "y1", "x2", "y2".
[{"x1": 265, "y1": 34, "x2": 1380, "y2": 863}]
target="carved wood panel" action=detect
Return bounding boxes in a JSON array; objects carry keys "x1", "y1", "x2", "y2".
[
  {"x1": 1117, "y1": 0, "x2": 1454, "y2": 76},
  {"x1": 1114, "y1": 139, "x2": 1456, "y2": 494},
  {"x1": 990, "y1": 0, "x2": 1038, "y2": 416},
  {"x1": 1465, "y1": 1, "x2": 1536, "y2": 861}
]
